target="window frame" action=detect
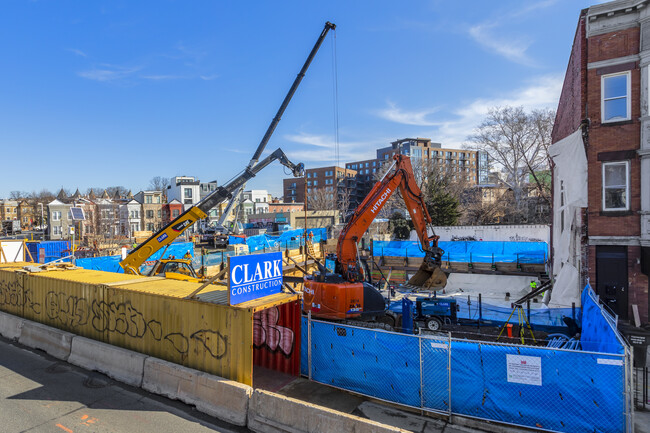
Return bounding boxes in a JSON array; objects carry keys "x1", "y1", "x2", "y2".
[
  {"x1": 602, "y1": 160, "x2": 630, "y2": 211},
  {"x1": 601, "y1": 71, "x2": 631, "y2": 123}
]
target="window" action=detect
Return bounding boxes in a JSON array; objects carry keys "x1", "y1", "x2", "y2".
[
  {"x1": 155, "y1": 196, "x2": 161, "y2": 204},
  {"x1": 184, "y1": 188, "x2": 193, "y2": 199},
  {"x1": 147, "y1": 223, "x2": 154, "y2": 231},
  {"x1": 52, "y1": 211, "x2": 61, "y2": 221},
  {"x1": 53, "y1": 226, "x2": 61, "y2": 235},
  {"x1": 145, "y1": 196, "x2": 152, "y2": 204},
  {"x1": 602, "y1": 72, "x2": 630, "y2": 122},
  {"x1": 172, "y1": 209, "x2": 180, "y2": 218},
  {"x1": 307, "y1": 173, "x2": 312, "y2": 178},
  {"x1": 157, "y1": 210, "x2": 161, "y2": 218},
  {"x1": 147, "y1": 210, "x2": 154, "y2": 218},
  {"x1": 313, "y1": 173, "x2": 317, "y2": 178},
  {"x1": 602, "y1": 161, "x2": 629, "y2": 211},
  {"x1": 313, "y1": 180, "x2": 318, "y2": 186},
  {"x1": 307, "y1": 181, "x2": 312, "y2": 186}
]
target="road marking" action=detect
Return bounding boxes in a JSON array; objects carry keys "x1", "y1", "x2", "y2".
[{"x1": 56, "y1": 424, "x2": 73, "y2": 433}]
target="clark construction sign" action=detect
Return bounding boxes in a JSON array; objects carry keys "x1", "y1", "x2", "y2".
[{"x1": 228, "y1": 251, "x2": 283, "y2": 305}]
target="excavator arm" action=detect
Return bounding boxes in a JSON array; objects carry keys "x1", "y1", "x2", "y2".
[
  {"x1": 337, "y1": 154, "x2": 447, "y2": 288},
  {"x1": 120, "y1": 148, "x2": 304, "y2": 274}
]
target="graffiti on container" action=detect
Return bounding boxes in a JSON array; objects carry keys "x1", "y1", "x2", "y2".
[
  {"x1": 164, "y1": 333, "x2": 189, "y2": 354},
  {"x1": 45, "y1": 291, "x2": 89, "y2": 327},
  {"x1": 91, "y1": 300, "x2": 148, "y2": 338},
  {"x1": 0, "y1": 280, "x2": 41, "y2": 315},
  {"x1": 508, "y1": 235, "x2": 543, "y2": 242},
  {"x1": 191, "y1": 330, "x2": 228, "y2": 359},
  {"x1": 253, "y1": 307, "x2": 294, "y2": 356},
  {"x1": 89, "y1": 300, "x2": 227, "y2": 359}
]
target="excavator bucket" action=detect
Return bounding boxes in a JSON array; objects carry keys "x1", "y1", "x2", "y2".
[{"x1": 408, "y1": 260, "x2": 448, "y2": 290}]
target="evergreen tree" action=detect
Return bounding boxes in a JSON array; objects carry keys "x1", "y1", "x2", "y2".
[
  {"x1": 388, "y1": 212, "x2": 412, "y2": 240},
  {"x1": 425, "y1": 176, "x2": 460, "y2": 226}
]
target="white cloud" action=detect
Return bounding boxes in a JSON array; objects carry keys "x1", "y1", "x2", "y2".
[
  {"x1": 140, "y1": 74, "x2": 184, "y2": 81},
  {"x1": 467, "y1": 0, "x2": 557, "y2": 66},
  {"x1": 78, "y1": 64, "x2": 141, "y2": 82},
  {"x1": 468, "y1": 22, "x2": 533, "y2": 66},
  {"x1": 376, "y1": 102, "x2": 439, "y2": 126},
  {"x1": 427, "y1": 74, "x2": 563, "y2": 147},
  {"x1": 67, "y1": 48, "x2": 87, "y2": 57},
  {"x1": 284, "y1": 133, "x2": 381, "y2": 163}
]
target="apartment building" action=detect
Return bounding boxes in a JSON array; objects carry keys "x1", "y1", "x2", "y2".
[{"x1": 552, "y1": 2, "x2": 649, "y2": 323}]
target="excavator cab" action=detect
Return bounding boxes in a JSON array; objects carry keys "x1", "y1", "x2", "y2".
[{"x1": 154, "y1": 259, "x2": 201, "y2": 282}]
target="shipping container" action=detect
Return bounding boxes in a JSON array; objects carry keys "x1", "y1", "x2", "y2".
[{"x1": 0, "y1": 265, "x2": 301, "y2": 386}]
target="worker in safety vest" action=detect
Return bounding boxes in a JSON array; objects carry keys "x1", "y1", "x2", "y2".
[
  {"x1": 530, "y1": 280, "x2": 537, "y2": 291},
  {"x1": 183, "y1": 251, "x2": 192, "y2": 260}
]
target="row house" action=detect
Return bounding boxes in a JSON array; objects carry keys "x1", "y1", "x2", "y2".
[
  {"x1": 552, "y1": 1, "x2": 650, "y2": 324},
  {"x1": 134, "y1": 190, "x2": 164, "y2": 231},
  {"x1": 47, "y1": 189, "x2": 168, "y2": 241}
]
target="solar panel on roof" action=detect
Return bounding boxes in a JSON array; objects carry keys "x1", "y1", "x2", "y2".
[{"x1": 70, "y1": 207, "x2": 86, "y2": 221}]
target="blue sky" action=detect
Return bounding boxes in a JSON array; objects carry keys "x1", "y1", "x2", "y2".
[{"x1": 0, "y1": 0, "x2": 602, "y2": 198}]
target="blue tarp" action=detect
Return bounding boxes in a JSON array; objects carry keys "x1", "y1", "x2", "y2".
[
  {"x1": 76, "y1": 242, "x2": 194, "y2": 274},
  {"x1": 373, "y1": 240, "x2": 548, "y2": 264},
  {"x1": 24, "y1": 241, "x2": 71, "y2": 263},
  {"x1": 245, "y1": 228, "x2": 327, "y2": 252},
  {"x1": 302, "y1": 317, "x2": 627, "y2": 433},
  {"x1": 580, "y1": 284, "x2": 625, "y2": 354}
]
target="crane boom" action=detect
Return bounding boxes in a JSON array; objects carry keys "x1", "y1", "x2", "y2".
[
  {"x1": 216, "y1": 21, "x2": 336, "y2": 229},
  {"x1": 120, "y1": 148, "x2": 303, "y2": 275}
]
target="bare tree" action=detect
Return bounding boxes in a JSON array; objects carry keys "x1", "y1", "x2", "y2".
[
  {"x1": 9, "y1": 191, "x2": 28, "y2": 199},
  {"x1": 149, "y1": 176, "x2": 170, "y2": 192},
  {"x1": 466, "y1": 106, "x2": 554, "y2": 217},
  {"x1": 308, "y1": 188, "x2": 336, "y2": 210},
  {"x1": 336, "y1": 183, "x2": 352, "y2": 222}
]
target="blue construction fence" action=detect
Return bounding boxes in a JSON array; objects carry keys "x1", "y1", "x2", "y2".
[
  {"x1": 302, "y1": 285, "x2": 630, "y2": 433},
  {"x1": 75, "y1": 242, "x2": 194, "y2": 273},
  {"x1": 230, "y1": 228, "x2": 327, "y2": 253},
  {"x1": 373, "y1": 240, "x2": 548, "y2": 264},
  {"x1": 25, "y1": 241, "x2": 71, "y2": 263}
]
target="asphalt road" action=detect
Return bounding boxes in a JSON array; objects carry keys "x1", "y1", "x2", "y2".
[{"x1": 0, "y1": 336, "x2": 247, "y2": 433}]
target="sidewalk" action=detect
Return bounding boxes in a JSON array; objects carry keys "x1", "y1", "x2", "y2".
[
  {"x1": 262, "y1": 374, "x2": 525, "y2": 433},
  {"x1": 257, "y1": 370, "x2": 649, "y2": 433}
]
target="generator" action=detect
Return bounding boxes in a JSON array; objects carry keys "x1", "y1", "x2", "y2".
[{"x1": 415, "y1": 296, "x2": 458, "y2": 331}]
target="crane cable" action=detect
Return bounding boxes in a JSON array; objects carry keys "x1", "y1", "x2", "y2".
[{"x1": 331, "y1": 29, "x2": 340, "y2": 168}]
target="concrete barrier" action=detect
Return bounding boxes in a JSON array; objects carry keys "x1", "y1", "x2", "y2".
[
  {"x1": 68, "y1": 337, "x2": 147, "y2": 387},
  {"x1": 142, "y1": 357, "x2": 251, "y2": 426},
  {"x1": 18, "y1": 321, "x2": 74, "y2": 361},
  {"x1": 247, "y1": 389, "x2": 405, "y2": 433},
  {"x1": 0, "y1": 311, "x2": 24, "y2": 340}
]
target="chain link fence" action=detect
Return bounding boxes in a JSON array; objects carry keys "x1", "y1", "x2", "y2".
[{"x1": 302, "y1": 316, "x2": 633, "y2": 433}]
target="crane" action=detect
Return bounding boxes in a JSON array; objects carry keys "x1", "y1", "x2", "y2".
[
  {"x1": 120, "y1": 148, "x2": 304, "y2": 276},
  {"x1": 215, "y1": 21, "x2": 336, "y2": 235},
  {"x1": 303, "y1": 154, "x2": 448, "y2": 321}
]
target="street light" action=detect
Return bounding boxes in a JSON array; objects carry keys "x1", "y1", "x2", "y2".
[{"x1": 38, "y1": 203, "x2": 44, "y2": 240}]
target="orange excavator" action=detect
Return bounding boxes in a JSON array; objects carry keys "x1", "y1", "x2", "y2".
[{"x1": 303, "y1": 154, "x2": 448, "y2": 321}]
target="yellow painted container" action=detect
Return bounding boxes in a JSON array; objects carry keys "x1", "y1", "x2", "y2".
[
  {"x1": 0, "y1": 267, "x2": 26, "y2": 317},
  {"x1": 0, "y1": 263, "x2": 299, "y2": 386}
]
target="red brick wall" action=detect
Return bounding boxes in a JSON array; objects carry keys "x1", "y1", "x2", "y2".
[
  {"x1": 552, "y1": 13, "x2": 587, "y2": 142},
  {"x1": 587, "y1": 26, "x2": 640, "y2": 63},
  {"x1": 585, "y1": 51, "x2": 641, "y2": 237}
]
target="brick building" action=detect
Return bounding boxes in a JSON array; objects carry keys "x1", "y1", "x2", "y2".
[
  {"x1": 282, "y1": 166, "x2": 356, "y2": 208},
  {"x1": 553, "y1": 1, "x2": 649, "y2": 323}
]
